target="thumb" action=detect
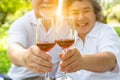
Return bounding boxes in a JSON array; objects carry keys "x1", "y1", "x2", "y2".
[{"x1": 59, "y1": 53, "x2": 64, "y2": 59}]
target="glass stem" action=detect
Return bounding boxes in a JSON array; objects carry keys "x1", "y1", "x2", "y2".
[
  {"x1": 63, "y1": 48, "x2": 68, "y2": 79},
  {"x1": 63, "y1": 72, "x2": 67, "y2": 79},
  {"x1": 45, "y1": 52, "x2": 51, "y2": 80},
  {"x1": 45, "y1": 72, "x2": 50, "y2": 80},
  {"x1": 63, "y1": 48, "x2": 68, "y2": 53}
]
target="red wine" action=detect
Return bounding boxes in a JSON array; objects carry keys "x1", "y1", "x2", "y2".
[
  {"x1": 55, "y1": 39, "x2": 74, "y2": 49},
  {"x1": 36, "y1": 42, "x2": 55, "y2": 52}
]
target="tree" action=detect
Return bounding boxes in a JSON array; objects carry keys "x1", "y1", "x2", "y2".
[
  {"x1": 0, "y1": 0, "x2": 31, "y2": 27},
  {"x1": 108, "y1": 4, "x2": 120, "y2": 23},
  {"x1": 100, "y1": 0, "x2": 120, "y2": 23}
]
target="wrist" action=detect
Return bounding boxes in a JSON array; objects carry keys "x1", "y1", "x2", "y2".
[
  {"x1": 21, "y1": 49, "x2": 28, "y2": 66},
  {"x1": 80, "y1": 55, "x2": 88, "y2": 70}
]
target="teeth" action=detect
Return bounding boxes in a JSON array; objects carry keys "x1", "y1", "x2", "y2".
[
  {"x1": 78, "y1": 23, "x2": 86, "y2": 27},
  {"x1": 41, "y1": 4, "x2": 53, "y2": 8}
]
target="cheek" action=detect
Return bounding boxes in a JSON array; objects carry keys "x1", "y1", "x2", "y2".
[
  {"x1": 89, "y1": 13, "x2": 96, "y2": 22},
  {"x1": 89, "y1": 14, "x2": 96, "y2": 27},
  {"x1": 31, "y1": 0, "x2": 43, "y2": 7},
  {"x1": 73, "y1": 18, "x2": 78, "y2": 26}
]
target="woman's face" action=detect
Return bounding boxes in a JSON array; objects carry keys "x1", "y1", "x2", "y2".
[
  {"x1": 31, "y1": 0, "x2": 58, "y2": 18},
  {"x1": 69, "y1": 0, "x2": 96, "y2": 37}
]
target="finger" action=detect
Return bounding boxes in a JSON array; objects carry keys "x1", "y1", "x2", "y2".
[
  {"x1": 59, "y1": 53, "x2": 64, "y2": 59},
  {"x1": 37, "y1": 51, "x2": 52, "y2": 61},
  {"x1": 62, "y1": 49, "x2": 75, "y2": 61},
  {"x1": 30, "y1": 53, "x2": 54, "y2": 68},
  {"x1": 67, "y1": 58, "x2": 81, "y2": 73},
  {"x1": 28, "y1": 66, "x2": 46, "y2": 73},
  {"x1": 25, "y1": 55, "x2": 53, "y2": 73},
  {"x1": 27, "y1": 61, "x2": 53, "y2": 73},
  {"x1": 30, "y1": 45, "x2": 52, "y2": 61},
  {"x1": 60, "y1": 54, "x2": 76, "y2": 68},
  {"x1": 65, "y1": 60, "x2": 78, "y2": 71},
  {"x1": 23, "y1": 53, "x2": 34, "y2": 67},
  {"x1": 67, "y1": 64, "x2": 80, "y2": 73},
  {"x1": 60, "y1": 58, "x2": 77, "y2": 72},
  {"x1": 66, "y1": 50, "x2": 81, "y2": 72}
]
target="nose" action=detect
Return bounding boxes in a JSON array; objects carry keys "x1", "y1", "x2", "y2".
[
  {"x1": 43, "y1": 0, "x2": 51, "y2": 3},
  {"x1": 77, "y1": 13, "x2": 84, "y2": 20}
]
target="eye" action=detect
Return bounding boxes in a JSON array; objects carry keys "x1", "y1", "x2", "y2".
[
  {"x1": 83, "y1": 9, "x2": 90, "y2": 14},
  {"x1": 71, "y1": 12, "x2": 79, "y2": 16}
]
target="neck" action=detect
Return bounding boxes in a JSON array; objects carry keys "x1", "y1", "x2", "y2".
[
  {"x1": 43, "y1": 20, "x2": 51, "y2": 32},
  {"x1": 78, "y1": 34, "x2": 86, "y2": 42}
]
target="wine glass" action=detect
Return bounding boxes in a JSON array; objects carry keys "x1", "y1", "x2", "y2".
[
  {"x1": 36, "y1": 17, "x2": 56, "y2": 80},
  {"x1": 55, "y1": 16, "x2": 75, "y2": 80}
]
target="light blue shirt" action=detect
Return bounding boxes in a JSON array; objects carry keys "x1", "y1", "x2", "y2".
[
  {"x1": 56, "y1": 22, "x2": 120, "y2": 80},
  {"x1": 8, "y1": 10, "x2": 62, "y2": 80}
]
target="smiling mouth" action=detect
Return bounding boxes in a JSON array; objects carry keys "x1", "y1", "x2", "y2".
[
  {"x1": 40, "y1": 4, "x2": 54, "y2": 9},
  {"x1": 77, "y1": 23, "x2": 88, "y2": 27}
]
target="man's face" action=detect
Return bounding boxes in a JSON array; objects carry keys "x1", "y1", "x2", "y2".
[
  {"x1": 31, "y1": 0, "x2": 58, "y2": 18},
  {"x1": 69, "y1": 0, "x2": 96, "y2": 37}
]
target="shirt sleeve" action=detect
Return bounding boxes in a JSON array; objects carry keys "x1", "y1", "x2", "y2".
[
  {"x1": 8, "y1": 18, "x2": 27, "y2": 48},
  {"x1": 98, "y1": 26, "x2": 120, "y2": 72}
]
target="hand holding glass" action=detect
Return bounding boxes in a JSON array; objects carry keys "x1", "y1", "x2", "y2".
[
  {"x1": 56, "y1": 16, "x2": 75, "y2": 80},
  {"x1": 36, "y1": 18, "x2": 56, "y2": 80}
]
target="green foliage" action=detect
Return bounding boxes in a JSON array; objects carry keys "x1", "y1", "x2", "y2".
[
  {"x1": 0, "y1": 0, "x2": 32, "y2": 74},
  {"x1": 114, "y1": 27, "x2": 120, "y2": 37},
  {"x1": 101, "y1": 0, "x2": 120, "y2": 23},
  {"x1": 0, "y1": 0, "x2": 23, "y2": 13},
  {"x1": 108, "y1": 4, "x2": 120, "y2": 23},
  {"x1": 0, "y1": 0, "x2": 31, "y2": 26},
  {"x1": 0, "y1": 25, "x2": 11, "y2": 74},
  {"x1": 0, "y1": 50, "x2": 11, "y2": 74}
]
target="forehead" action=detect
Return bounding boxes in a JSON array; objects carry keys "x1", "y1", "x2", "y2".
[
  {"x1": 32, "y1": 0, "x2": 58, "y2": 3},
  {"x1": 69, "y1": 0, "x2": 93, "y2": 10},
  {"x1": 30, "y1": 0, "x2": 58, "y2": 4}
]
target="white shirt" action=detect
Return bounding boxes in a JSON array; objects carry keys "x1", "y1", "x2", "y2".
[
  {"x1": 56, "y1": 22, "x2": 120, "y2": 80},
  {"x1": 8, "y1": 10, "x2": 62, "y2": 80}
]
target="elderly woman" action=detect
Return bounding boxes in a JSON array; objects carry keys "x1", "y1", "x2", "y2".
[{"x1": 56, "y1": 0, "x2": 120, "y2": 80}]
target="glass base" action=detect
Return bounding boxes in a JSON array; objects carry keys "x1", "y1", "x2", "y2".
[
  {"x1": 45, "y1": 72, "x2": 51, "y2": 80},
  {"x1": 56, "y1": 75, "x2": 73, "y2": 80},
  {"x1": 45, "y1": 77, "x2": 51, "y2": 80}
]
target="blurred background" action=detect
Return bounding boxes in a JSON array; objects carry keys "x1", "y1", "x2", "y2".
[{"x1": 0, "y1": 0, "x2": 120, "y2": 74}]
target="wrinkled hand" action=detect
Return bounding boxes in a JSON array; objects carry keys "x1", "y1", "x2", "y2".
[
  {"x1": 59, "y1": 48, "x2": 83, "y2": 73},
  {"x1": 23, "y1": 45, "x2": 54, "y2": 73}
]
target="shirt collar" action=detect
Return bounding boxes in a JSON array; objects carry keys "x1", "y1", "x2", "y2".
[
  {"x1": 86, "y1": 22, "x2": 100, "y2": 38},
  {"x1": 75, "y1": 22, "x2": 101, "y2": 41},
  {"x1": 27, "y1": 10, "x2": 37, "y2": 25}
]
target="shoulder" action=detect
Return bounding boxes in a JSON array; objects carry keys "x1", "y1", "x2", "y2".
[
  {"x1": 95, "y1": 22, "x2": 119, "y2": 41},
  {"x1": 88, "y1": 22, "x2": 116, "y2": 37},
  {"x1": 12, "y1": 11, "x2": 33, "y2": 26},
  {"x1": 96, "y1": 22, "x2": 111, "y2": 30},
  {"x1": 9, "y1": 10, "x2": 35, "y2": 31},
  {"x1": 95, "y1": 22, "x2": 116, "y2": 35}
]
